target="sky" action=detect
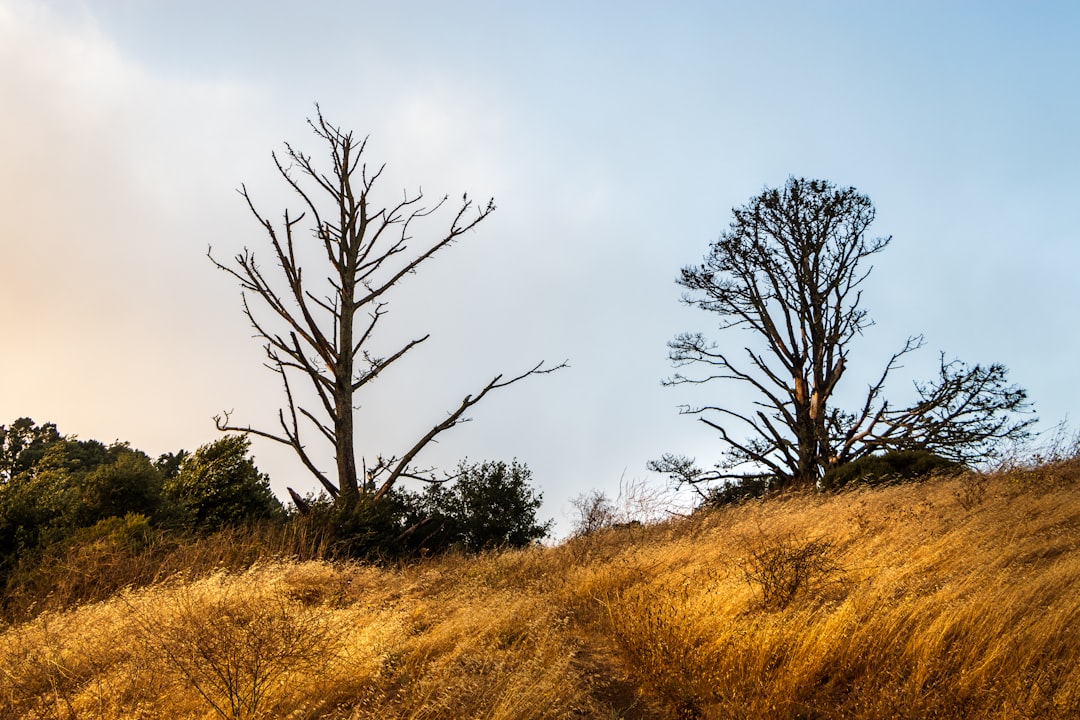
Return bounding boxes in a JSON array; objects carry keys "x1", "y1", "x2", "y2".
[{"x1": 2, "y1": 1, "x2": 1078, "y2": 537}]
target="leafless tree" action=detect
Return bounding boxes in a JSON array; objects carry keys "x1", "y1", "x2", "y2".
[
  {"x1": 210, "y1": 111, "x2": 563, "y2": 506},
  {"x1": 651, "y1": 177, "x2": 1032, "y2": 491}
]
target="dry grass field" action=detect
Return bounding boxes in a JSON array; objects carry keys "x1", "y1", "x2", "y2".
[{"x1": 2, "y1": 459, "x2": 1079, "y2": 719}]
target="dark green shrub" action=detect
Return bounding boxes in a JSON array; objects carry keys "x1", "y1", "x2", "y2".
[
  {"x1": 74, "y1": 448, "x2": 163, "y2": 527},
  {"x1": 291, "y1": 459, "x2": 551, "y2": 559},
  {"x1": 73, "y1": 513, "x2": 154, "y2": 551},
  {"x1": 403, "y1": 460, "x2": 552, "y2": 553},
  {"x1": 702, "y1": 475, "x2": 771, "y2": 508},
  {"x1": 820, "y1": 449, "x2": 962, "y2": 491},
  {"x1": 0, "y1": 440, "x2": 162, "y2": 569},
  {"x1": 292, "y1": 491, "x2": 414, "y2": 561}
]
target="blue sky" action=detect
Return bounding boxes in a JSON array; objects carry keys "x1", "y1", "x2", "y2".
[{"x1": 2, "y1": 1, "x2": 1077, "y2": 535}]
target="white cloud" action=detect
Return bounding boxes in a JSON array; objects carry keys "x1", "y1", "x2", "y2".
[{"x1": 0, "y1": 1, "x2": 279, "y2": 457}]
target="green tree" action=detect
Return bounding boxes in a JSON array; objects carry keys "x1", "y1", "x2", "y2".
[
  {"x1": 653, "y1": 178, "x2": 1033, "y2": 493},
  {"x1": 0, "y1": 435, "x2": 163, "y2": 582},
  {"x1": 73, "y1": 446, "x2": 162, "y2": 526},
  {"x1": 154, "y1": 449, "x2": 189, "y2": 480},
  {"x1": 163, "y1": 435, "x2": 283, "y2": 531},
  {"x1": 405, "y1": 460, "x2": 552, "y2": 552},
  {"x1": 0, "y1": 470, "x2": 54, "y2": 573},
  {"x1": 0, "y1": 418, "x2": 61, "y2": 481},
  {"x1": 20, "y1": 441, "x2": 160, "y2": 531}
]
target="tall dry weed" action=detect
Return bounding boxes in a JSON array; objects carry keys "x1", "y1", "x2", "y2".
[
  {"x1": 591, "y1": 467, "x2": 1080, "y2": 718},
  {"x1": 2, "y1": 519, "x2": 331, "y2": 623},
  {"x1": 129, "y1": 570, "x2": 338, "y2": 719}
]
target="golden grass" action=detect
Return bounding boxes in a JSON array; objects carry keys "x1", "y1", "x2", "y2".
[
  {"x1": 3, "y1": 461, "x2": 1079, "y2": 719},
  {"x1": 0, "y1": 518, "x2": 331, "y2": 622}
]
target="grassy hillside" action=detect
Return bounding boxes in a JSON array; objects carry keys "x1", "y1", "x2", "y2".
[{"x1": 2, "y1": 459, "x2": 1079, "y2": 719}]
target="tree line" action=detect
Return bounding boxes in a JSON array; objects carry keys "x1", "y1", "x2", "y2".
[{"x1": 0, "y1": 417, "x2": 551, "y2": 607}]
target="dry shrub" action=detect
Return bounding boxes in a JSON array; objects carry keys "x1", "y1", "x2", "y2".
[
  {"x1": 953, "y1": 471, "x2": 989, "y2": 509},
  {"x1": 0, "y1": 562, "x2": 391, "y2": 719},
  {"x1": 737, "y1": 532, "x2": 844, "y2": 610},
  {"x1": 130, "y1": 569, "x2": 339, "y2": 720},
  {"x1": 0, "y1": 593, "x2": 172, "y2": 719},
  {"x1": 0, "y1": 554, "x2": 607, "y2": 719}
]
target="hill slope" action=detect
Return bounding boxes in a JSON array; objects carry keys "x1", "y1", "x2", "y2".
[{"x1": 3, "y1": 461, "x2": 1079, "y2": 719}]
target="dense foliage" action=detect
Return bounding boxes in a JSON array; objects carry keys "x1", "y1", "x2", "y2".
[
  {"x1": 162, "y1": 435, "x2": 284, "y2": 530},
  {"x1": 0, "y1": 418, "x2": 552, "y2": 607},
  {"x1": 0, "y1": 419, "x2": 285, "y2": 593},
  {"x1": 293, "y1": 459, "x2": 552, "y2": 560},
  {"x1": 402, "y1": 460, "x2": 552, "y2": 552},
  {"x1": 819, "y1": 449, "x2": 963, "y2": 490},
  {"x1": 0, "y1": 431, "x2": 163, "y2": 578}
]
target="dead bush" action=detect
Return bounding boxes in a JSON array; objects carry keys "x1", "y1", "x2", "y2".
[
  {"x1": 738, "y1": 534, "x2": 843, "y2": 610},
  {"x1": 131, "y1": 571, "x2": 339, "y2": 720}
]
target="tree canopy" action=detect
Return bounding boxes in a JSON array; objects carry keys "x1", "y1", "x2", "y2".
[
  {"x1": 402, "y1": 460, "x2": 552, "y2": 552},
  {"x1": 162, "y1": 435, "x2": 284, "y2": 530},
  {"x1": 0, "y1": 419, "x2": 286, "y2": 590}
]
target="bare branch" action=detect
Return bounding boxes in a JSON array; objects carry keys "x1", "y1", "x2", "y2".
[
  {"x1": 212, "y1": 111, "x2": 563, "y2": 506},
  {"x1": 372, "y1": 360, "x2": 567, "y2": 502}
]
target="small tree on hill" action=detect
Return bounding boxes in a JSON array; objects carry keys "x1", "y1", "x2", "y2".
[
  {"x1": 210, "y1": 110, "x2": 563, "y2": 508},
  {"x1": 446, "y1": 459, "x2": 552, "y2": 551},
  {"x1": 652, "y1": 177, "x2": 1033, "y2": 492},
  {"x1": 403, "y1": 460, "x2": 552, "y2": 552},
  {"x1": 162, "y1": 435, "x2": 284, "y2": 531}
]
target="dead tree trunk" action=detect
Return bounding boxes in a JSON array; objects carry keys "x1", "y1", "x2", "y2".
[{"x1": 210, "y1": 110, "x2": 563, "y2": 504}]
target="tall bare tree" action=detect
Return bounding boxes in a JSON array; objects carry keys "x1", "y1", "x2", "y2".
[
  {"x1": 210, "y1": 112, "x2": 562, "y2": 506},
  {"x1": 652, "y1": 177, "x2": 1032, "y2": 491}
]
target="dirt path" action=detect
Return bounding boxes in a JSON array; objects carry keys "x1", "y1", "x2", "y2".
[{"x1": 569, "y1": 628, "x2": 664, "y2": 719}]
